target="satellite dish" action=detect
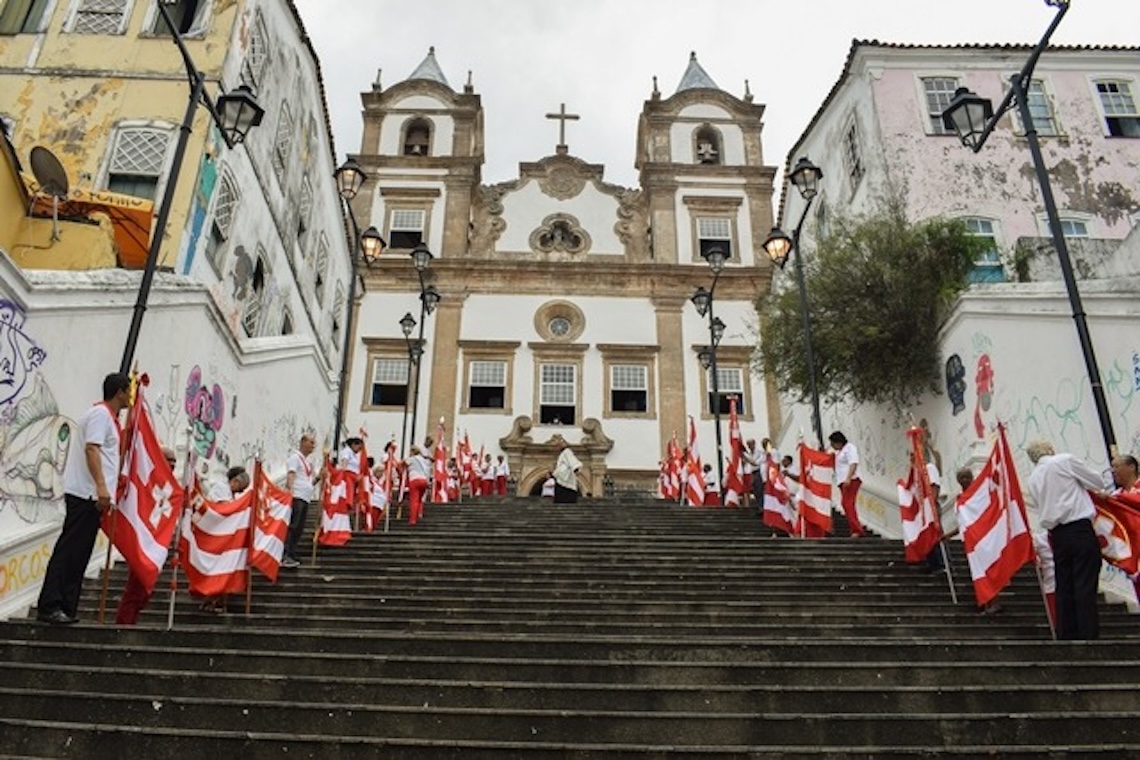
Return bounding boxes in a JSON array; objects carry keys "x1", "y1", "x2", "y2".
[
  {"x1": 29, "y1": 146, "x2": 70, "y2": 242},
  {"x1": 30, "y1": 146, "x2": 69, "y2": 198}
]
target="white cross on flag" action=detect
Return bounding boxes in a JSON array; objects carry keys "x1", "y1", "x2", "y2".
[{"x1": 101, "y1": 390, "x2": 183, "y2": 593}]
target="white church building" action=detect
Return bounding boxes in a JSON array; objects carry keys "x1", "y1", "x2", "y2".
[{"x1": 344, "y1": 50, "x2": 781, "y2": 496}]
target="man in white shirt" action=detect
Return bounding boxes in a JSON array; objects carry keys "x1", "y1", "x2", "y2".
[
  {"x1": 495, "y1": 455, "x2": 510, "y2": 497},
  {"x1": 829, "y1": 430, "x2": 866, "y2": 537},
  {"x1": 1026, "y1": 439, "x2": 1105, "y2": 640},
  {"x1": 282, "y1": 434, "x2": 318, "y2": 568},
  {"x1": 37, "y1": 372, "x2": 131, "y2": 624}
]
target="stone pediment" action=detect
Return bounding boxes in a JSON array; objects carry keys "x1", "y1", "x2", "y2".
[{"x1": 518, "y1": 154, "x2": 606, "y2": 201}]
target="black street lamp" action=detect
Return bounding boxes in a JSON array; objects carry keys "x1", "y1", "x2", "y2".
[
  {"x1": 119, "y1": 0, "x2": 264, "y2": 374},
  {"x1": 398, "y1": 311, "x2": 418, "y2": 459},
  {"x1": 940, "y1": 0, "x2": 1117, "y2": 462},
  {"x1": 332, "y1": 158, "x2": 386, "y2": 451},
  {"x1": 407, "y1": 242, "x2": 441, "y2": 450},
  {"x1": 763, "y1": 156, "x2": 825, "y2": 449},
  {"x1": 690, "y1": 246, "x2": 729, "y2": 505}
]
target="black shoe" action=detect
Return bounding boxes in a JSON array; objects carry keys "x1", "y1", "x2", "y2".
[{"x1": 37, "y1": 610, "x2": 77, "y2": 625}]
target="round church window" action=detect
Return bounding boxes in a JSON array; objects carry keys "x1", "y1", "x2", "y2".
[{"x1": 549, "y1": 317, "x2": 572, "y2": 337}]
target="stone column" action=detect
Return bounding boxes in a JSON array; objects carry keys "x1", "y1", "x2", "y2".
[
  {"x1": 652, "y1": 293, "x2": 688, "y2": 454},
  {"x1": 425, "y1": 294, "x2": 466, "y2": 439}
]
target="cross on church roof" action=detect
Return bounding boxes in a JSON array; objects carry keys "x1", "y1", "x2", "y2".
[{"x1": 545, "y1": 103, "x2": 579, "y2": 155}]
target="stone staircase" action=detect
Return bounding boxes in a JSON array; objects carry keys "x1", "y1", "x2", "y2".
[{"x1": 1, "y1": 498, "x2": 1139, "y2": 757}]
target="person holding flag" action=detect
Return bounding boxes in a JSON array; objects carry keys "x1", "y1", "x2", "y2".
[
  {"x1": 196, "y1": 465, "x2": 250, "y2": 615},
  {"x1": 36, "y1": 372, "x2": 131, "y2": 625},
  {"x1": 1025, "y1": 439, "x2": 1105, "y2": 641},
  {"x1": 829, "y1": 430, "x2": 866, "y2": 537}
]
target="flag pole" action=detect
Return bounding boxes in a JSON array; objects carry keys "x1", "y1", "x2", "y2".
[
  {"x1": 246, "y1": 458, "x2": 261, "y2": 618},
  {"x1": 167, "y1": 437, "x2": 195, "y2": 631},
  {"x1": 311, "y1": 455, "x2": 329, "y2": 567},
  {"x1": 98, "y1": 377, "x2": 141, "y2": 625}
]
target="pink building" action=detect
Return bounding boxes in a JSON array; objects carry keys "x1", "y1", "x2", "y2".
[{"x1": 780, "y1": 41, "x2": 1140, "y2": 282}]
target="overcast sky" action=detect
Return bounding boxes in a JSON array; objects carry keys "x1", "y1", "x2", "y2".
[{"x1": 294, "y1": 0, "x2": 1138, "y2": 189}]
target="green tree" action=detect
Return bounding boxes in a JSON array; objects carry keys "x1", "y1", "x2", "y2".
[{"x1": 759, "y1": 198, "x2": 987, "y2": 411}]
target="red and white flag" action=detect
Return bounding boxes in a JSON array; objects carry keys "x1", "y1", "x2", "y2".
[
  {"x1": 797, "y1": 443, "x2": 835, "y2": 534},
  {"x1": 897, "y1": 427, "x2": 943, "y2": 564},
  {"x1": 459, "y1": 432, "x2": 473, "y2": 493},
  {"x1": 179, "y1": 484, "x2": 250, "y2": 597},
  {"x1": 249, "y1": 467, "x2": 291, "y2": 583},
  {"x1": 432, "y1": 418, "x2": 449, "y2": 503},
  {"x1": 660, "y1": 432, "x2": 681, "y2": 501},
  {"x1": 723, "y1": 397, "x2": 746, "y2": 507},
  {"x1": 762, "y1": 453, "x2": 795, "y2": 534},
  {"x1": 954, "y1": 425, "x2": 1034, "y2": 606},
  {"x1": 101, "y1": 388, "x2": 183, "y2": 593},
  {"x1": 318, "y1": 461, "x2": 353, "y2": 546},
  {"x1": 1091, "y1": 490, "x2": 1140, "y2": 576},
  {"x1": 684, "y1": 416, "x2": 704, "y2": 507}
]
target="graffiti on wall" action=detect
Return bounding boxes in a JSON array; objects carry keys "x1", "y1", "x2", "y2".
[
  {"x1": 945, "y1": 354, "x2": 966, "y2": 416},
  {"x1": 185, "y1": 365, "x2": 225, "y2": 460},
  {"x1": 0, "y1": 300, "x2": 47, "y2": 410}
]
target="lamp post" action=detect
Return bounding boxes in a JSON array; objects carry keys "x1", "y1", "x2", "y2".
[
  {"x1": 762, "y1": 156, "x2": 825, "y2": 449},
  {"x1": 332, "y1": 158, "x2": 386, "y2": 452},
  {"x1": 690, "y1": 247, "x2": 729, "y2": 505},
  {"x1": 407, "y1": 242, "x2": 441, "y2": 450},
  {"x1": 940, "y1": 0, "x2": 1117, "y2": 462},
  {"x1": 398, "y1": 311, "x2": 418, "y2": 459},
  {"x1": 120, "y1": 0, "x2": 264, "y2": 374}
]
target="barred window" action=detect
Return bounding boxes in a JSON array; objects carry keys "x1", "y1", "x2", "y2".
[
  {"x1": 389, "y1": 208, "x2": 425, "y2": 249},
  {"x1": 73, "y1": 0, "x2": 128, "y2": 35},
  {"x1": 708, "y1": 367, "x2": 745, "y2": 415},
  {"x1": 370, "y1": 358, "x2": 410, "y2": 407},
  {"x1": 313, "y1": 233, "x2": 328, "y2": 305},
  {"x1": 468, "y1": 360, "x2": 506, "y2": 409},
  {"x1": 107, "y1": 126, "x2": 170, "y2": 200},
  {"x1": 297, "y1": 177, "x2": 313, "y2": 242},
  {"x1": 240, "y1": 10, "x2": 268, "y2": 92},
  {"x1": 241, "y1": 250, "x2": 268, "y2": 338},
  {"x1": 271, "y1": 104, "x2": 294, "y2": 184},
  {"x1": 843, "y1": 119, "x2": 864, "y2": 187},
  {"x1": 540, "y1": 363, "x2": 575, "y2": 425},
  {"x1": 205, "y1": 172, "x2": 239, "y2": 273},
  {"x1": 696, "y1": 216, "x2": 733, "y2": 259},
  {"x1": 611, "y1": 364, "x2": 648, "y2": 413},
  {"x1": 331, "y1": 284, "x2": 344, "y2": 348},
  {"x1": 922, "y1": 77, "x2": 959, "y2": 134}
]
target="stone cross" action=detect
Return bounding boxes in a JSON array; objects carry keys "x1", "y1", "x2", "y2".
[{"x1": 545, "y1": 103, "x2": 580, "y2": 154}]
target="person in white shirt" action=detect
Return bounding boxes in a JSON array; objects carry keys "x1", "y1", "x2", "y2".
[
  {"x1": 702, "y1": 463, "x2": 719, "y2": 507},
  {"x1": 495, "y1": 455, "x2": 510, "y2": 497},
  {"x1": 479, "y1": 454, "x2": 496, "y2": 498},
  {"x1": 337, "y1": 437, "x2": 364, "y2": 473},
  {"x1": 1026, "y1": 439, "x2": 1106, "y2": 640},
  {"x1": 552, "y1": 442, "x2": 582, "y2": 504},
  {"x1": 829, "y1": 430, "x2": 866, "y2": 537},
  {"x1": 37, "y1": 372, "x2": 131, "y2": 625},
  {"x1": 405, "y1": 443, "x2": 434, "y2": 525},
  {"x1": 742, "y1": 439, "x2": 761, "y2": 509},
  {"x1": 282, "y1": 434, "x2": 319, "y2": 568}
]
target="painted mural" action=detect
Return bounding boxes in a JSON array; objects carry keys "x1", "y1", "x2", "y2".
[
  {"x1": 185, "y1": 365, "x2": 225, "y2": 461},
  {"x1": 0, "y1": 302, "x2": 70, "y2": 526}
]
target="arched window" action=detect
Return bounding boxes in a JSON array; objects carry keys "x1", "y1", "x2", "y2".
[
  {"x1": 694, "y1": 125, "x2": 721, "y2": 165},
  {"x1": 403, "y1": 118, "x2": 431, "y2": 156},
  {"x1": 242, "y1": 252, "x2": 268, "y2": 337}
]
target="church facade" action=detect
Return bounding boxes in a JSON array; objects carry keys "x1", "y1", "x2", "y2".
[{"x1": 345, "y1": 51, "x2": 779, "y2": 496}]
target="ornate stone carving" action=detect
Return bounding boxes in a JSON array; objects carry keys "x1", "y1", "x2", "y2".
[
  {"x1": 528, "y1": 213, "x2": 591, "y2": 255},
  {"x1": 468, "y1": 181, "x2": 514, "y2": 256}
]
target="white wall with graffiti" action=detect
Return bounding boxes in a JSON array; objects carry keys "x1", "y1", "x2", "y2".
[
  {"x1": 775, "y1": 277, "x2": 1140, "y2": 609},
  {"x1": 0, "y1": 255, "x2": 339, "y2": 618}
]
